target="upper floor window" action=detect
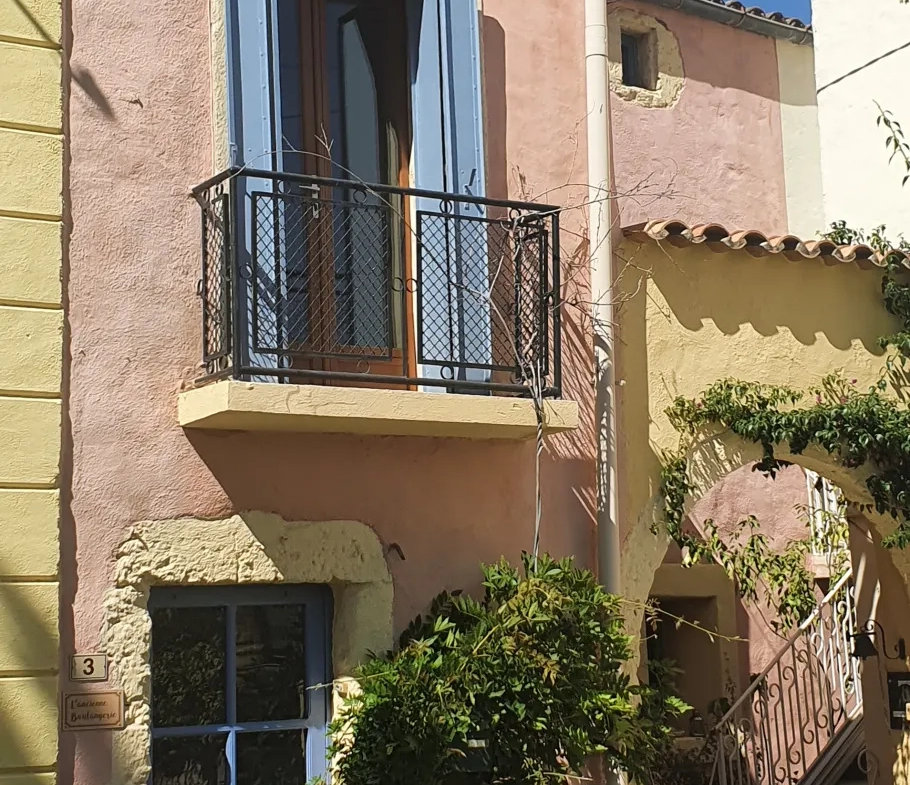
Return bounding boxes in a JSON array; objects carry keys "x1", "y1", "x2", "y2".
[
  {"x1": 149, "y1": 585, "x2": 331, "y2": 785},
  {"x1": 277, "y1": 0, "x2": 410, "y2": 187},
  {"x1": 621, "y1": 32, "x2": 650, "y2": 89},
  {"x1": 609, "y1": 9, "x2": 683, "y2": 108}
]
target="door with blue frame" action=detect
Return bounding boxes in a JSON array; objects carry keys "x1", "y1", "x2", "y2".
[{"x1": 227, "y1": 0, "x2": 491, "y2": 389}]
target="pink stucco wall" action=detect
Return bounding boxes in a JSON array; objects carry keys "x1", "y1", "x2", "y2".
[
  {"x1": 669, "y1": 464, "x2": 818, "y2": 690},
  {"x1": 60, "y1": 0, "x2": 799, "y2": 780},
  {"x1": 611, "y1": 1, "x2": 789, "y2": 235},
  {"x1": 62, "y1": 0, "x2": 594, "y2": 782}
]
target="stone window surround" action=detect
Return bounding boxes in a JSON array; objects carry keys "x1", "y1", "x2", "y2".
[
  {"x1": 101, "y1": 514, "x2": 393, "y2": 785},
  {"x1": 608, "y1": 7, "x2": 684, "y2": 109}
]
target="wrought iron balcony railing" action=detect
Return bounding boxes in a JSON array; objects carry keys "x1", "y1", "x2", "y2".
[{"x1": 192, "y1": 168, "x2": 562, "y2": 397}]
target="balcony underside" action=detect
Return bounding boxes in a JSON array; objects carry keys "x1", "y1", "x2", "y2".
[{"x1": 179, "y1": 381, "x2": 579, "y2": 440}]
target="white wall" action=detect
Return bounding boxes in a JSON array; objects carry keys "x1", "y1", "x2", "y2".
[
  {"x1": 813, "y1": 0, "x2": 910, "y2": 234},
  {"x1": 777, "y1": 39, "x2": 825, "y2": 239}
]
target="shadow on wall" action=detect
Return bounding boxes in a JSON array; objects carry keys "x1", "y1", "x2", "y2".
[
  {"x1": 13, "y1": 0, "x2": 113, "y2": 118},
  {"x1": 0, "y1": 559, "x2": 64, "y2": 776},
  {"x1": 649, "y1": 245, "x2": 895, "y2": 353},
  {"x1": 184, "y1": 428, "x2": 594, "y2": 627},
  {"x1": 483, "y1": 15, "x2": 508, "y2": 203}
]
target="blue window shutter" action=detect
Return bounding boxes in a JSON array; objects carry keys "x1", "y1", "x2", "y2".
[
  {"x1": 410, "y1": 0, "x2": 492, "y2": 390},
  {"x1": 226, "y1": 0, "x2": 300, "y2": 378}
]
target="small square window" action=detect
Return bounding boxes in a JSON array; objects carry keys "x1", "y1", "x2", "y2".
[{"x1": 620, "y1": 31, "x2": 654, "y2": 90}]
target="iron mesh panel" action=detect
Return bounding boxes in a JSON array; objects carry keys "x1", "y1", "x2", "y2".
[
  {"x1": 417, "y1": 210, "x2": 552, "y2": 383},
  {"x1": 193, "y1": 170, "x2": 562, "y2": 396},
  {"x1": 251, "y1": 188, "x2": 398, "y2": 364},
  {"x1": 200, "y1": 192, "x2": 231, "y2": 375}
]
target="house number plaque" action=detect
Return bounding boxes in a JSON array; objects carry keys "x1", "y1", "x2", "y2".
[{"x1": 69, "y1": 653, "x2": 109, "y2": 682}]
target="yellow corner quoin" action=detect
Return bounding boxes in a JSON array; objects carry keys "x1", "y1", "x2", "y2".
[
  {"x1": 0, "y1": 217, "x2": 62, "y2": 307},
  {"x1": 0, "y1": 42, "x2": 63, "y2": 131},
  {"x1": 0, "y1": 0, "x2": 64, "y2": 778},
  {"x1": 178, "y1": 380, "x2": 580, "y2": 440},
  {"x1": 0, "y1": 0, "x2": 61, "y2": 47}
]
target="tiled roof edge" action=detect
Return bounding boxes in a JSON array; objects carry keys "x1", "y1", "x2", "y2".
[
  {"x1": 638, "y1": 0, "x2": 813, "y2": 45},
  {"x1": 624, "y1": 219, "x2": 910, "y2": 270}
]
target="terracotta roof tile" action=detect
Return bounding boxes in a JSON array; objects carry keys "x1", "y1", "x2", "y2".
[
  {"x1": 624, "y1": 219, "x2": 910, "y2": 270},
  {"x1": 709, "y1": 0, "x2": 811, "y2": 30},
  {"x1": 640, "y1": 0, "x2": 812, "y2": 44}
]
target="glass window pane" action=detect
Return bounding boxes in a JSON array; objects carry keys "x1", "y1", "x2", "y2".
[
  {"x1": 236, "y1": 604, "x2": 307, "y2": 722},
  {"x1": 152, "y1": 606, "x2": 227, "y2": 727},
  {"x1": 236, "y1": 730, "x2": 307, "y2": 785},
  {"x1": 152, "y1": 735, "x2": 228, "y2": 785}
]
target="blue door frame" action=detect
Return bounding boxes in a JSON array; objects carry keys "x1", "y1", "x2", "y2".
[{"x1": 225, "y1": 0, "x2": 492, "y2": 388}]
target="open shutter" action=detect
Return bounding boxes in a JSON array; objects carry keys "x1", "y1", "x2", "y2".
[
  {"x1": 226, "y1": 0, "x2": 302, "y2": 380},
  {"x1": 410, "y1": 0, "x2": 492, "y2": 391}
]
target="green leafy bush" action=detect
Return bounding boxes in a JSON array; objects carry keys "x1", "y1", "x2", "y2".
[{"x1": 330, "y1": 554, "x2": 687, "y2": 785}]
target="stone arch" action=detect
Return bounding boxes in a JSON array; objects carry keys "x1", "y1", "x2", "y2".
[
  {"x1": 620, "y1": 430, "x2": 910, "y2": 635},
  {"x1": 101, "y1": 513, "x2": 393, "y2": 785},
  {"x1": 621, "y1": 431, "x2": 910, "y2": 783}
]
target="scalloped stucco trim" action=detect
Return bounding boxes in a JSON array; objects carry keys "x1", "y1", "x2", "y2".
[
  {"x1": 608, "y1": 7, "x2": 684, "y2": 109},
  {"x1": 101, "y1": 514, "x2": 393, "y2": 785}
]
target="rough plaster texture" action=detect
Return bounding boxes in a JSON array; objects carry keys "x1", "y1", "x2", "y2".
[
  {"x1": 208, "y1": 0, "x2": 229, "y2": 171},
  {"x1": 0, "y1": 583, "x2": 59, "y2": 671},
  {"x1": 0, "y1": 676, "x2": 59, "y2": 768},
  {"x1": 0, "y1": 307, "x2": 63, "y2": 394},
  {"x1": 813, "y1": 0, "x2": 910, "y2": 234},
  {"x1": 0, "y1": 491, "x2": 60, "y2": 578},
  {"x1": 101, "y1": 515, "x2": 392, "y2": 785},
  {"x1": 775, "y1": 40, "x2": 824, "y2": 239},
  {"x1": 616, "y1": 238, "x2": 910, "y2": 779},
  {"x1": 0, "y1": 217, "x2": 62, "y2": 307},
  {"x1": 607, "y1": 7, "x2": 684, "y2": 110},
  {"x1": 0, "y1": 3, "x2": 63, "y2": 775},
  {"x1": 683, "y1": 464, "x2": 816, "y2": 681},
  {"x1": 0, "y1": 129, "x2": 62, "y2": 218},
  {"x1": 66, "y1": 6, "x2": 595, "y2": 785},
  {"x1": 0, "y1": 0, "x2": 60, "y2": 46},
  {"x1": 0, "y1": 42, "x2": 62, "y2": 132},
  {"x1": 0, "y1": 398, "x2": 60, "y2": 485},
  {"x1": 179, "y1": 380, "x2": 579, "y2": 439},
  {"x1": 609, "y1": 2, "x2": 789, "y2": 235}
]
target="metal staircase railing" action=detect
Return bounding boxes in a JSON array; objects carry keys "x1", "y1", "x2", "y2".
[{"x1": 711, "y1": 568, "x2": 862, "y2": 785}]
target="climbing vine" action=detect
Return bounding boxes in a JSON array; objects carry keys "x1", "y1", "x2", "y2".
[{"x1": 657, "y1": 224, "x2": 910, "y2": 626}]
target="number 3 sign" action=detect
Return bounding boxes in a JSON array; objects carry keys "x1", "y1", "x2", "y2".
[{"x1": 69, "y1": 654, "x2": 109, "y2": 682}]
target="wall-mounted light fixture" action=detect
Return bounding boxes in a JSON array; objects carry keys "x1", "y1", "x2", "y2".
[{"x1": 849, "y1": 620, "x2": 906, "y2": 661}]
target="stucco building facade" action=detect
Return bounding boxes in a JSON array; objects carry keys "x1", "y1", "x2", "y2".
[{"x1": 4, "y1": 0, "x2": 909, "y2": 784}]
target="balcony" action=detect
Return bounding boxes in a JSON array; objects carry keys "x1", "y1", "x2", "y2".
[{"x1": 178, "y1": 169, "x2": 578, "y2": 439}]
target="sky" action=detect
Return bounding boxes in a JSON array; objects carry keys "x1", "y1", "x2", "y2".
[{"x1": 758, "y1": 0, "x2": 812, "y2": 23}]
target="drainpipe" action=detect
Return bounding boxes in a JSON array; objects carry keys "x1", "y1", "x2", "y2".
[
  {"x1": 585, "y1": 9, "x2": 623, "y2": 783},
  {"x1": 585, "y1": 0, "x2": 620, "y2": 600}
]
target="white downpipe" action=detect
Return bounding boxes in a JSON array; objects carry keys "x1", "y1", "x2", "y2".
[
  {"x1": 585, "y1": 7, "x2": 623, "y2": 784},
  {"x1": 585, "y1": 0, "x2": 620, "y2": 597}
]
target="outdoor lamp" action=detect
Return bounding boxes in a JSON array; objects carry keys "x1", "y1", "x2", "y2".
[{"x1": 849, "y1": 620, "x2": 907, "y2": 661}]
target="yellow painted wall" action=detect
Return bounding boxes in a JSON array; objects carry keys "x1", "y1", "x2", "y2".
[
  {"x1": 616, "y1": 236, "x2": 910, "y2": 782},
  {"x1": 0, "y1": 0, "x2": 63, "y2": 782}
]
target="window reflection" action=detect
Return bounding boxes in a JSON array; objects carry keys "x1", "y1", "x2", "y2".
[
  {"x1": 151, "y1": 606, "x2": 227, "y2": 728},
  {"x1": 152, "y1": 735, "x2": 228, "y2": 785},
  {"x1": 236, "y1": 604, "x2": 308, "y2": 722},
  {"x1": 236, "y1": 730, "x2": 307, "y2": 785}
]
